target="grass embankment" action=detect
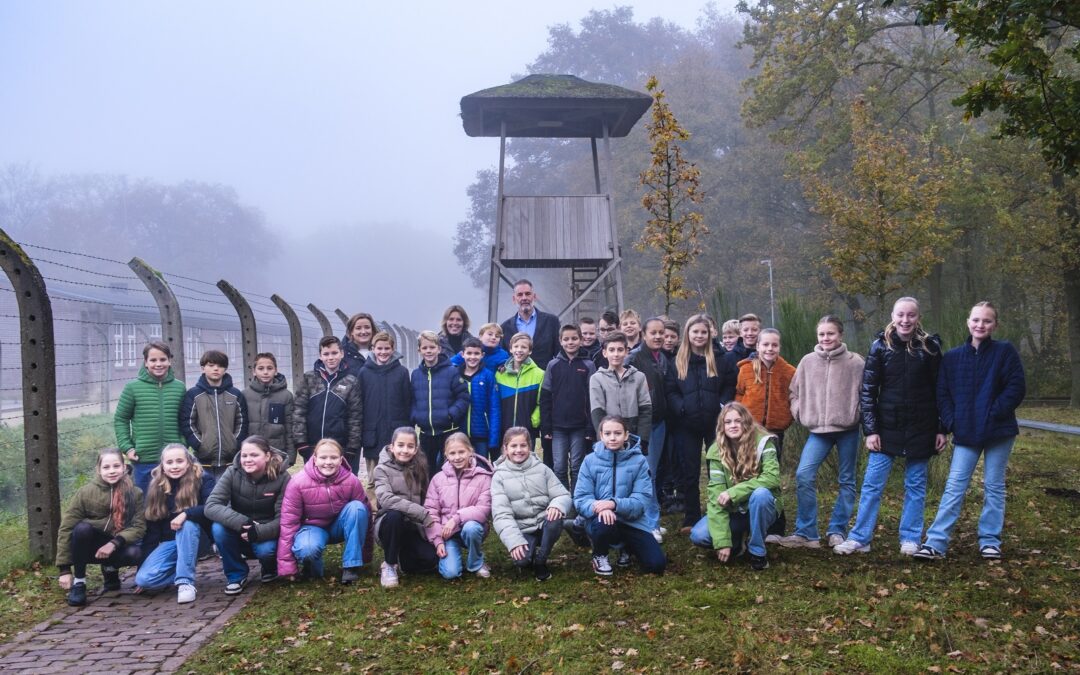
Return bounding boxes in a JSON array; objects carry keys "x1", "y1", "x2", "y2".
[{"x1": 180, "y1": 429, "x2": 1080, "y2": 673}]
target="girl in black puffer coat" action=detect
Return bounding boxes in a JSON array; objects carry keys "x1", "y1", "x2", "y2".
[
  {"x1": 834, "y1": 297, "x2": 945, "y2": 557},
  {"x1": 664, "y1": 314, "x2": 738, "y2": 530}
]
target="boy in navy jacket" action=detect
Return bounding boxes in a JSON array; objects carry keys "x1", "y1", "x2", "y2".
[{"x1": 540, "y1": 325, "x2": 596, "y2": 488}]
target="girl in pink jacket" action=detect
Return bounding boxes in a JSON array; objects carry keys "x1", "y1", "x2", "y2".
[
  {"x1": 277, "y1": 439, "x2": 373, "y2": 584},
  {"x1": 424, "y1": 433, "x2": 494, "y2": 579}
]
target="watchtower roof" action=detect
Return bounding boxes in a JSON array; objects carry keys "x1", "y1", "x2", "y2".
[{"x1": 460, "y1": 74, "x2": 652, "y2": 138}]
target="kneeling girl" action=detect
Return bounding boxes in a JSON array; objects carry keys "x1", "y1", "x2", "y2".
[
  {"x1": 374, "y1": 427, "x2": 439, "y2": 587},
  {"x1": 276, "y1": 438, "x2": 372, "y2": 583},
  {"x1": 206, "y1": 435, "x2": 291, "y2": 594},
  {"x1": 574, "y1": 415, "x2": 666, "y2": 576},
  {"x1": 424, "y1": 432, "x2": 493, "y2": 579}
]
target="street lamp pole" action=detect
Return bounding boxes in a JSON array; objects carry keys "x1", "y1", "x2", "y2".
[{"x1": 760, "y1": 259, "x2": 775, "y2": 327}]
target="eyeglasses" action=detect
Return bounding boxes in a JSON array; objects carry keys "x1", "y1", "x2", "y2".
[{"x1": 598, "y1": 325, "x2": 616, "y2": 335}]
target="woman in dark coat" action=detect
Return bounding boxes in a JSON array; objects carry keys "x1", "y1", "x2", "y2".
[{"x1": 834, "y1": 297, "x2": 945, "y2": 557}]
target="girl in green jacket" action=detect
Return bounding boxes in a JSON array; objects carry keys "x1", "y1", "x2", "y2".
[
  {"x1": 56, "y1": 449, "x2": 145, "y2": 607},
  {"x1": 689, "y1": 402, "x2": 781, "y2": 571},
  {"x1": 114, "y1": 341, "x2": 187, "y2": 495}
]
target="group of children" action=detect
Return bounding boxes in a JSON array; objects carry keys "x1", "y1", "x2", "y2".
[{"x1": 56, "y1": 297, "x2": 1026, "y2": 604}]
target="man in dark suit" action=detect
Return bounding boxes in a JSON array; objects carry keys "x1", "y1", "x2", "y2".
[{"x1": 500, "y1": 279, "x2": 560, "y2": 369}]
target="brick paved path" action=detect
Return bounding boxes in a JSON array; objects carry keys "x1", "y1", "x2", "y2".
[{"x1": 0, "y1": 558, "x2": 254, "y2": 674}]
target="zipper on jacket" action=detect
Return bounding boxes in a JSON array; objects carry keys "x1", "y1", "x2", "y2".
[
  {"x1": 762, "y1": 367, "x2": 771, "y2": 428},
  {"x1": 214, "y1": 389, "x2": 223, "y2": 467},
  {"x1": 320, "y1": 370, "x2": 334, "y2": 440},
  {"x1": 428, "y1": 368, "x2": 434, "y2": 434}
]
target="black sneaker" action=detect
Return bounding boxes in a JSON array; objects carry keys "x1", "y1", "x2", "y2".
[
  {"x1": 102, "y1": 566, "x2": 121, "y2": 591},
  {"x1": 340, "y1": 567, "x2": 360, "y2": 585},
  {"x1": 913, "y1": 545, "x2": 945, "y2": 561},
  {"x1": 616, "y1": 550, "x2": 632, "y2": 568},
  {"x1": 980, "y1": 545, "x2": 1002, "y2": 560},
  {"x1": 224, "y1": 577, "x2": 249, "y2": 596},
  {"x1": 67, "y1": 581, "x2": 87, "y2": 607},
  {"x1": 750, "y1": 554, "x2": 769, "y2": 571},
  {"x1": 534, "y1": 563, "x2": 552, "y2": 582},
  {"x1": 260, "y1": 570, "x2": 278, "y2": 584}
]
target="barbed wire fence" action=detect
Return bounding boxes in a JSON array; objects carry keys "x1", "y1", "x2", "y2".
[{"x1": 0, "y1": 233, "x2": 420, "y2": 560}]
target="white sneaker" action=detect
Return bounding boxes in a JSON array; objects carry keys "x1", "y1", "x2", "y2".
[
  {"x1": 177, "y1": 583, "x2": 196, "y2": 604},
  {"x1": 827, "y1": 533, "x2": 846, "y2": 548},
  {"x1": 777, "y1": 534, "x2": 821, "y2": 549},
  {"x1": 899, "y1": 541, "x2": 919, "y2": 556},
  {"x1": 652, "y1": 528, "x2": 664, "y2": 544},
  {"x1": 380, "y1": 562, "x2": 399, "y2": 588},
  {"x1": 658, "y1": 526, "x2": 668, "y2": 535},
  {"x1": 765, "y1": 534, "x2": 782, "y2": 545},
  {"x1": 474, "y1": 563, "x2": 491, "y2": 579},
  {"x1": 592, "y1": 554, "x2": 613, "y2": 576},
  {"x1": 833, "y1": 539, "x2": 871, "y2": 555}
]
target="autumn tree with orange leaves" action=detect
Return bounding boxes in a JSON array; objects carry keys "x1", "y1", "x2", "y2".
[{"x1": 636, "y1": 76, "x2": 707, "y2": 315}]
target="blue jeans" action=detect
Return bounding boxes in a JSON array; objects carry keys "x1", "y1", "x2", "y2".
[
  {"x1": 793, "y1": 429, "x2": 860, "y2": 540},
  {"x1": 135, "y1": 520, "x2": 200, "y2": 589},
  {"x1": 438, "y1": 520, "x2": 486, "y2": 579},
  {"x1": 924, "y1": 437, "x2": 1015, "y2": 553},
  {"x1": 551, "y1": 428, "x2": 589, "y2": 488},
  {"x1": 585, "y1": 519, "x2": 666, "y2": 574},
  {"x1": 689, "y1": 487, "x2": 778, "y2": 556},
  {"x1": 132, "y1": 462, "x2": 156, "y2": 497},
  {"x1": 211, "y1": 522, "x2": 278, "y2": 583},
  {"x1": 848, "y1": 452, "x2": 928, "y2": 545},
  {"x1": 646, "y1": 420, "x2": 666, "y2": 496},
  {"x1": 290, "y1": 500, "x2": 369, "y2": 578}
]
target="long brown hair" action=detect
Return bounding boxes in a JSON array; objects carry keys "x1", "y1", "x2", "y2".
[
  {"x1": 676, "y1": 313, "x2": 718, "y2": 380},
  {"x1": 390, "y1": 427, "x2": 429, "y2": 496},
  {"x1": 97, "y1": 448, "x2": 138, "y2": 531},
  {"x1": 145, "y1": 443, "x2": 204, "y2": 521},
  {"x1": 716, "y1": 402, "x2": 768, "y2": 482}
]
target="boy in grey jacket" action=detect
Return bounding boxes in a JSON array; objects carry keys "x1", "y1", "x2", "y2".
[{"x1": 589, "y1": 334, "x2": 652, "y2": 450}]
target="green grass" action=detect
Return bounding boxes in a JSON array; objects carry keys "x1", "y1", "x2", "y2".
[
  {"x1": 1017, "y1": 405, "x2": 1080, "y2": 427},
  {"x1": 178, "y1": 429, "x2": 1080, "y2": 673}
]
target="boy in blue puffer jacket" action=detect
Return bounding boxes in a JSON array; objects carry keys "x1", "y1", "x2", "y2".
[
  {"x1": 458, "y1": 338, "x2": 500, "y2": 458},
  {"x1": 411, "y1": 331, "x2": 470, "y2": 470},
  {"x1": 573, "y1": 415, "x2": 666, "y2": 576}
]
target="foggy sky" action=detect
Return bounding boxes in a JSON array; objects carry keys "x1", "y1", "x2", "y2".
[{"x1": 0, "y1": 1, "x2": 734, "y2": 328}]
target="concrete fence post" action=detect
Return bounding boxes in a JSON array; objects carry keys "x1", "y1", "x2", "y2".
[
  {"x1": 271, "y1": 295, "x2": 305, "y2": 391},
  {"x1": 216, "y1": 280, "x2": 259, "y2": 377},
  {"x1": 307, "y1": 304, "x2": 334, "y2": 338},
  {"x1": 334, "y1": 308, "x2": 349, "y2": 329},
  {"x1": 128, "y1": 257, "x2": 185, "y2": 382},
  {"x1": 0, "y1": 229, "x2": 60, "y2": 561}
]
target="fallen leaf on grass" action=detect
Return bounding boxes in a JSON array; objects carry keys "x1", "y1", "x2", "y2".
[
  {"x1": 1045, "y1": 608, "x2": 1059, "y2": 619},
  {"x1": 611, "y1": 660, "x2": 625, "y2": 670}
]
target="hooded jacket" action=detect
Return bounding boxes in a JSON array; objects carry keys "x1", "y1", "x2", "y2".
[
  {"x1": 243, "y1": 373, "x2": 295, "y2": 465},
  {"x1": 735, "y1": 356, "x2": 797, "y2": 432},
  {"x1": 461, "y1": 364, "x2": 501, "y2": 446},
  {"x1": 937, "y1": 337, "x2": 1026, "y2": 447},
  {"x1": 450, "y1": 343, "x2": 512, "y2": 373},
  {"x1": 204, "y1": 449, "x2": 291, "y2": 542},
  {"x1": 114, "y1": 366, "x2": 187, "y2": 464},
  {"x1": 276, "y1": 454, "x2": 373, "y2": 577},
  {"x1": 629, "y1": 345, "x2": 669, "y2": 423},
  {"x1": 410, "y1": 354, "x2": 470, "y2": 436},
  {"x1": 372, "y1": 446, "x2": 434, "y2": 534},
  {"x1": 496, "y1": 358, "x2": 544, "y2": 431},
  {"x1": 55, "y1": 475, "x2": 146, "y2": 568},
  {"x1": 860, "y1": 330, "x2": 943, "y2": 459},
  {"x1": 789, "y1": 343, "x2": 865, "y2": 433},
  {"x1": 573, "y1": 436, "x2": 657, "y2": 533},
  {"x1": 704, "y1": 431, "x2": 780, "y2": 549},
  {"x1": 180, "y1": 372, "x2": 249, "y2": 468},
  {"x1": 141, "y1": 472, "x2": 216, "y2": 562},
  {"x1": 589, "y1": 365, "x2": 653, "y2": 442},
  {"x1": 291, "y1": 360, "x2": 364, "y2": 455},
  {"x1": 341, "y1": 337, "x2": 369, "y2": 374},
  {"x1": 540, "y1": 349, "x2": 596, "y2": 435},
  {"x1": 665, "y1": 351, "x2": 738, "y2": 433},
  {"x1": 358, "y1": 355, "x2": 413, "y2": 452},
  {"x1": 423, "y1": 455, "x2": 494, "y2": 547},
  {"x1": 491, "y1": 452, "x2": 572, "y2": 551}
]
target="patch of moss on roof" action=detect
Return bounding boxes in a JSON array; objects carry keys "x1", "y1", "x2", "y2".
[{"x1": 466, "y1": 74, "x2": 650, "y2": 100}]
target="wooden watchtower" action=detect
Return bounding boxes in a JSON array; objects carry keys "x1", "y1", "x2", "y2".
[{"x1": 460, "y1": 74, "x2": 652, "y2": 322}]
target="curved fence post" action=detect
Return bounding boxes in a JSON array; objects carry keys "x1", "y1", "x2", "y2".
[
  {"x1": 128, "y1": 257, "x2": 185, "y2": 382},
  {"x1": 0, "y1": 229, "x2": 60, "y2": 561},
  {"x1": 217, "y1": 279, "x2": 258, "y2": 377},
  {"x1": 271, "y1": 295, "x2": 305, "y2": 390},
  {"x1": 334, "y1": 308, "x2": 350, "y2": 330},
  {"x1": 307, "y1": 304, "x2": 334, "y2": 338}
]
